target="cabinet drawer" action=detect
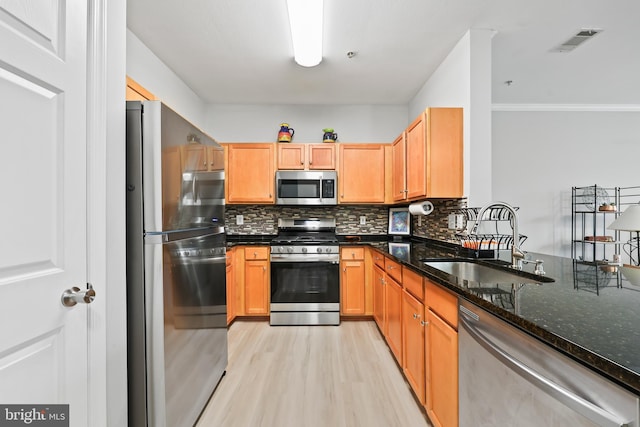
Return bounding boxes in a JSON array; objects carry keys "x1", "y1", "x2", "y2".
[
  {"x1": 244, "y1": 246, "x2": 269, "y2": 260},
  {"x1": 403, "y1": 267, "x2": 424, "y2": 302},
  {"x1": 385, "y1": 258, "x2": 402, "y2": 283},
  {"x1": 372, "y1": 250, "x2": 385, "y2": 268},
  {"x1": 341, "y1": 247, "x2": 365, "y2": 260},
  {"x1": 425, "y1": 280, "x2": 458, "y2": 329}
]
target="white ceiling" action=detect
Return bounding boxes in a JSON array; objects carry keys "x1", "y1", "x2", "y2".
[{"x1": 127, "y1": 0, "x2": 640, "y2": 106}]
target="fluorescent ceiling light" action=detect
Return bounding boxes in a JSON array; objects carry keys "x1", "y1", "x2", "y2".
[{"x1": 287, "y1": 0, "x2": 323, "y2": 67}]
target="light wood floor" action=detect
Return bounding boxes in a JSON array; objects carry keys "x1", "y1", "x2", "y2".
[{"x1": 196, "y1": 320, "x2": 431, "y2": 427}]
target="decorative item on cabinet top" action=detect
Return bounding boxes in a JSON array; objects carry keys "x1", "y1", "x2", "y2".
[
  {"x1": 277, "y1": 123, "x2": 295, "y2": 142},
  {"x1": 322, "y1": 128, "x2": 337, "y2": 143}
]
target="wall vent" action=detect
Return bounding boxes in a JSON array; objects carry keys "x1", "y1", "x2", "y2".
[{"x1": 550, "y1": 29, "x2": 602, "y2": 53}]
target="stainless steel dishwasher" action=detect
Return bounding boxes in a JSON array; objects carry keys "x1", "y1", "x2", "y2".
[{"x1": 459, "y1": 298, "x2": 639, "y2": 427}]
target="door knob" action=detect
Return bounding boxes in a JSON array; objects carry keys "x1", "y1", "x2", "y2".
[{"x1": 61, "y1": 283, "x2": 96, "y2": 307}]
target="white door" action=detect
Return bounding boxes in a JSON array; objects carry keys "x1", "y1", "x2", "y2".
[{"x1": 0, "y1": 0, "x2": 91, "y2": 425}]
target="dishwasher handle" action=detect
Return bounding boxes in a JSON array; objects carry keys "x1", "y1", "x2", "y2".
[{"x1": 460, "y1": 310, "x2": 630, "y2": 427}]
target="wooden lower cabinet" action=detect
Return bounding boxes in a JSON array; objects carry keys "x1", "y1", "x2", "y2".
[
  {"x1": 226, "y1": 248, "x2": 236, "y2": 325},
  {"x1": 340, "y1": 247, "x2": 366, "y2": 315},
  {"x1": 402, "y1": 289, "x2": 425, "y2": 404},
  {"x1": 372, "y1": 264, "x2": 385, "y2": 329},
  {"x1": 425, "y1": 280, "x2": 459, "y2": 427},
  {"x1": 385, "y1": 274, "x2": 403, "y2": 363},
  {"x1": 235, "y1": 246, "x2": 270, "y2": 316}
]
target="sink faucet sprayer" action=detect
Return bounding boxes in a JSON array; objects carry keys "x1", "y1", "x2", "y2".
[{"x1": 471, "y1": 201, "x2": 526, "y2": 271}]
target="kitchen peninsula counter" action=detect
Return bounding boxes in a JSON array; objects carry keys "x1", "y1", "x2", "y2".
[{"x1": 368, "y1": 238, "x2": 640, "y2": 396}]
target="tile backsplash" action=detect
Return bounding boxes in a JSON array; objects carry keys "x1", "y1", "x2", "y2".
[
  {"x1": 225, "y1": 198, "x2": 467, "y2": 243},
  {"x1": 411, "y1": 198, "x2": 467, "y2": 244},
  {"x1": 225, "y1": 205, "x2": 389, "y2": 235}
]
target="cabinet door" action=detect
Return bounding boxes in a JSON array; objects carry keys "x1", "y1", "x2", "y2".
[
  {"x1": 227, "y1": 144, "x2": 275, "y2": 203},
  {"x1": 373, "y1": 264, "x2": 385, "y2": 330},
  {"x1": 277, "y1": 143, "x2": 305, "y2": 170},
  {"x1": 244, "y1": 260, "x2": 269, "y2": 315},
  {"x1": 208, "y1": 146, "x2": 225, "y2": 171},
  {"x1": 426, "y1": 108, "x2": 463, "y2": 198},
  {"x1": 403, "y1": 290, "x2": 425, "y2": 404},
  {"x1": 426, "y1": 309, "x2": 458, "y2": 427},
  {"x1": 162, "y1": 146, "x2": 182, "y2": 229},
  {"x1": 338, "y1": 144, "x2": 385, "y2": 203},
  {"x1": 385, "y1": 275, "x2": 403, "y2": 363},
  {"x1": 226, "y1": 250, "x2": 235, "y2": 325},
  {"x1": 341, "y1": 260, "x2": 365, "y2": 315},
  {"x1": 391, "y1": 133, "x2": 407, "y2": 202},
  {"x1": 308, "y1": 144, "x2": 335, "y2": 169},
  {"x1": 182, "y1": 144, "x2": 209, "y2": 171},
  {"x1": 406, "y1": 112, "x2": 427, "y2": 200}
]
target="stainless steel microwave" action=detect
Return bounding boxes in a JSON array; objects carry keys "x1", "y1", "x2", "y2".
[{"x1": 275, "y1": 170, "x2": 337, "y2": 205}]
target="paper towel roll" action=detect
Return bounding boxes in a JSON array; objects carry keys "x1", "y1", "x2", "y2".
[{"x1": 408, "y1": 201, "x2": 434, "y2": 215}]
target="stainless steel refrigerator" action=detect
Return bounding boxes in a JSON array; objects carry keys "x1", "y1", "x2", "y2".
[{"x1": 126, "y1": 101, "x2": 227, "y2": 427}]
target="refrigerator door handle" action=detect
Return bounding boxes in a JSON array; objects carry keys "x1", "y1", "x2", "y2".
[
  {"x1": 460, "y1": 312, "x2": 629, "y2": 427},
  {"x1": 145, "y1": 226, "x2": 225, "y2": 244}
]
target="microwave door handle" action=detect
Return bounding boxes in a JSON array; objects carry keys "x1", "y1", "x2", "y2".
[{"x1": 192, "y1": 173, "x2": 197, "y2": 203}]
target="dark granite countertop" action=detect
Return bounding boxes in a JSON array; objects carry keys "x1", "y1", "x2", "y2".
[
  {"x1": 226, "y1": 234, "x2": 640, "y2": 395},
  {"x1": 368, "y1": 238, "x2": 640, "y2": 396}
]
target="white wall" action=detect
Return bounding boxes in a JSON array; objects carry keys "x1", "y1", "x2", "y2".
[
  {"x1": 409, "y1": 29, "x2": 494, "y2": 206},
  {"x1": 126, "y1": 30, "x2": 207, "y2": 130},
  {"x1": 204, "y1": 104, "x2": 407, "y2": 143},
  {"x1": 492, "y1": 109, "x2": 640, "y2": 256}
]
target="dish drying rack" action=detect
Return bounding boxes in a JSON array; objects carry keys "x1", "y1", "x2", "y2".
[{"x1": 454, "y1": 206, "x2": 528, "y2": 254}]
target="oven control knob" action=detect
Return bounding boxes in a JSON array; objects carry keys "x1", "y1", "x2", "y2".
[
  {"x1": 286, "y1": 247, "x2": 294, "y2": 253},
  {"x1": 317, "y1": 247, "x2": 322, "y2": 253},
  {"x1": 278, "y1": 246, "x2": 284, "y2": 253},
  {"x1": 302, "y1": 247, "x2": 307, "y2": 253}
]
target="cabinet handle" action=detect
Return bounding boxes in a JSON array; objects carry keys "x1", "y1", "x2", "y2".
[
  {"x1": 263, "y1": 266, "x2": 266, "y2": 271},
  {"x1": 309, "y1": 160, "x2": 313, "y2": 165},
  {"x1": 413, "y1": 313, "x2": 417, "y2": 319},
  {"x1": 421, "y1": 320, "x2": 428, "y2": 326},
  {"x1": 254, "y1": 252, "x2": 257, "y2": 258},
  {"x1": 343, "y1": 268, "x2": 346, "y2": 272},
  {"x1": 388, "y1": 265, "x2": 394, "y2": 270},
  {"x1": 341, "y1": 194, "x2": 344, "y2": 198}
]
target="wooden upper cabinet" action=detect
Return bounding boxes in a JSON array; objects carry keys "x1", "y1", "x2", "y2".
[
  {"x1": 277, "y1": 144, "x2": 305, "y2": 169},
  {"x1": 338, "y1": 144, "x2": 386, "y2": 204},
  {"x1": 392, "y1": 133, "x2": 407, "y2": 202},
  {"x1": 308, "y1": 144, "x2": 335, "y2": 169},
  {"x1": 392, "y1": 107, "x2": 463, "y2": 202},
  {"x1": 406, "y1": 112, "x2": 428, "y2": 200},
  {"x1": 181, "y1": 144, "x2": 209, "y2": 171},
  {"x1": 277, "y1": 143, "x2": 335, "y2": 170},
  {"x1": 226, "y1": 143, "x2": 275, "y2": 204},
  {"x1": 426, "y1": 107, "x2": 463, "y2": 198},
  {"x1": 126, "y1": 76, "x2": 156, "y2": 101},
  {"x1": 181, "y1": 144, "x2": 224, "y2": 172}
]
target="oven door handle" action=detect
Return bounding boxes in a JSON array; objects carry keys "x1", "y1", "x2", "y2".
[
  {"x1": 175, "y1": 255, "x2": 227, "y2": 265},
  {"x1": 270, "y1": 256, "x2": 340, "y2": 263}
]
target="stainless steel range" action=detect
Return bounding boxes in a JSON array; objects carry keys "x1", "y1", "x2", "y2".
[{"x1": 270, "y1": 218, "x2": 340, "y2": 325}]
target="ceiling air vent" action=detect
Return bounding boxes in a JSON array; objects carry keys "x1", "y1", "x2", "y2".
[{"x1": 550, "y1": 29, "x2": 602, "y2": 53}]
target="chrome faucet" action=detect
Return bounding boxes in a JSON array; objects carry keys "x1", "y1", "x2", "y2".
[{"x1": 471, "y1": 201, "x2": 525, "y2": 270}]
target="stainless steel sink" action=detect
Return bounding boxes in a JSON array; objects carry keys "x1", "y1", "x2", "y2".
[{"x1": 423, "y1": 260, "x2": 554, "y2": 284}]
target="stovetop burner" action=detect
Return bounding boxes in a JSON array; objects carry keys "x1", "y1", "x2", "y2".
[{"x1": 271, "y1": 218, "x2": 338, "y2": 254}]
